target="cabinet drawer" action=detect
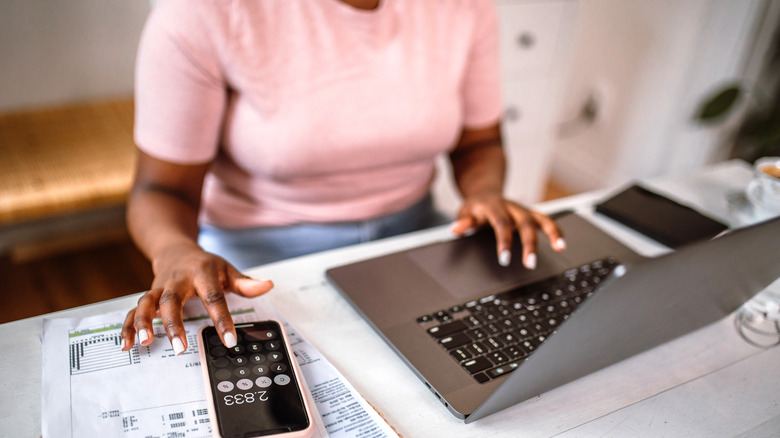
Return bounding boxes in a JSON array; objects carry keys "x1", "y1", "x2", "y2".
[{"x1": 496, "y1": 1, "x2": 571, "y2": 76}]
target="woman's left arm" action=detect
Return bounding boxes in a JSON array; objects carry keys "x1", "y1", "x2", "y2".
[{"x1": 448, "y1": 122, "x2": 566, "y2": 269}]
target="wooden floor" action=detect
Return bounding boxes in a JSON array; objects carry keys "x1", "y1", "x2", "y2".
[{"x1": 0, "y1": 239, "x2": 154, "y2": 324}]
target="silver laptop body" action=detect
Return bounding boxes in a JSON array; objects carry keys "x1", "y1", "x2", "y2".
[{"x1": 326, "y1": 213, "x2": 780, "y2": 422}]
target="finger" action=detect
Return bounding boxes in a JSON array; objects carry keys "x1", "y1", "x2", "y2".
[
  {"x1": 226, "y1": 267, "x2": 274, "y2": 298},
  {"x1": 194, "y1": 271, "x2": 237, "y2": 349},
  {"x1": 530, "y1": 211, "x2": 566, "y2": 251},
  {"x1": 450, "y1": 215, "x2": 477, "y2": 236},
  {"x1": 484, "y1": 210, "x2": 515, "y2": 267},
  {"x1": 507, "y1": 206, "x2": 539, "y2": 269},
  {"x1": 134, "y1": 289, "x2": 162, "y2": 347},
  {"x1": 120, "y1": 308, "x2": 137, "y2": 351},
  {"x1": 159, "y1": 287, "x2": 188, "y2": 355},
  {"x1": 517, "y1": 220, "x2": 539, "y2": 270}
]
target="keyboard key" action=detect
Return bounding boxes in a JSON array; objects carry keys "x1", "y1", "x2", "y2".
[
  {"x1": 427, "y1": 320, "x2": 467, "y2": 338},
  {"x1": 434, "y1": 310, "x2": 452, "y2": 322},
  {"x1": 514, "y1": 327, "x2": 530, "y2": 339},
  {"x1": 464, "y1": 315, "x2": 481, "y2": 327},
  {"x1": 473, "y1": 373, "x2": 490, "y2": 383},
  {"x1": 463, "y1": 357, "x2": 492, "y2": 374},
  {"x1": 466, "y1": 342, "x2": 488, "y2": 356},
  {"x1": 502, "y1": 345, "x2": 528, "y2": 360},
  {"x1": 488, "y1": 351, "x2": 509, "y2": 365},
  {"x1": 469, "y1": 327, "x2": 488, "y2": 340},
  {"x1": 416, "y1": 315, "x2": 433, "y2": 324},
  {"x1": 497, "y1": 332, "x2": 516, "y2": 345},
  {"x1": 485, "y1": 323, "x2": 501, "y2": 334},
  {"x1": 450, "y1": 348, "x2": 471, "y2": 362},
  {"x1": 485, "y1": 337, "x2": 503, "y2": 350},
  {"x1": 439, "y1": 332, "x2": 471, "y2": 349},
  {"x1": 487, "y1": 361, "x2": 521, "y2": 378}
]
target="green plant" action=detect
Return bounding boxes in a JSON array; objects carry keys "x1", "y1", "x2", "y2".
[
  {"x1": 696, "y1": 82, "x2": 780, "y2": 162},
  {"x1": 695, "y1": 26, "x2": 780, "y2": 162}
]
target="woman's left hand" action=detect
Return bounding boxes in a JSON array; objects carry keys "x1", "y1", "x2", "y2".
[{"x1": 451, "y1": 192, "x2": 566, "y2": 269}]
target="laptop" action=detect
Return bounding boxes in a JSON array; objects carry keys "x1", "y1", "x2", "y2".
[{"x1": 326, "y1": 212, "x2": 780, "y2": 422}]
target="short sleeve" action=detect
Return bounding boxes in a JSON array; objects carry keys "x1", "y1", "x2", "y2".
[
  {"x1": 461, "y1": 0, "x2": 503, "y2": 128},
  {"x1": 133, "y1": 0, "x2": 229, "y2": 164}
]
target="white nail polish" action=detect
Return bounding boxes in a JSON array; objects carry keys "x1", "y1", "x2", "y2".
[
  {"x1": 138, "y1": 329, "x2": 149, "y2": 343},
  {"x1": 463, "y1": 227, "x2": 476, "y2": 237},
  {"x1": 555, "y1": 238, "x2": 566, "y2": 250},
  {"x1": 525, "y1": 253, "x2": 537, "y2": 270},
  {"x1": 224, "y1": 332, "x2": 237, "y2": 348},
  {"x1": 499, "y1": 250, "x2": 512, "y2": 267},
  {"x1": 172, "y1": 337, "x2": 185, "y2": 355},
  {"x1": 119, "y1": 338, "x2": 126, "y2": 351}
]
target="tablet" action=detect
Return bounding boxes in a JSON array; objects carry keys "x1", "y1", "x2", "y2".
[{"x1": 595, "y1": 184, "x2": 728, "y2": 248}]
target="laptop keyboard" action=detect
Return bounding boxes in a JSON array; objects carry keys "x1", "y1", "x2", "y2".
[{"x1": 416, "y1": 257, "x2": 620, "y2": 383}]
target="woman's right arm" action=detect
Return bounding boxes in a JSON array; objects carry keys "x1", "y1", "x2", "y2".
[{"x1": 120, "y1": 150, "x2": 274, "y2": 354}]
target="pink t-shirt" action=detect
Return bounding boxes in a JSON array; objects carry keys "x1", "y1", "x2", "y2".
[{"x1": 135, "y1": 0, "x2": 502, "y2": 228}]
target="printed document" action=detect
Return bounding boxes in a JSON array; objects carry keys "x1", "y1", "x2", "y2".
[{"x1": 41, "y1": 295, "x2": 397, "y2": 437}]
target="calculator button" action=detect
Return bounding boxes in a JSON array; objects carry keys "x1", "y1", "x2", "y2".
[
  {"x1": 212, "y1": 357, "x2": 229, "y2": 368},
  {"x1": 247, "y1": 343, "x2": 262, "y2": 353},
  {"x1": 249, "y1": 354, "x2": 265, "y2": 363},
  {"x1": 228, "y1": 345, "x2": 245, "y2": 354},
  {"x1": 211, "y1": 346, "x2": 227, "y2": 357},
  {"x1": 234, "y1": 367, "x2": 251, "y2": 378},
  {"x1": 208, "y1": 335, "x2": 223, "y2": 346},
  {"x1": 268, "y1": 352, "x2": 283, "y2": 362},
  {"x1": 274, "y1": 374, "x2": 291, "y2": 386},
  {"x1": 271, "y1": 363, "x2": 287, "y2": 373},
  {"x1": 252, "y1": 365, "x2": 269, "y2": 375},
  {"x1": 236, "y1": 379, "x2": 253, "y2": 390},
  {"x1": 230, "y1": 356, "x2": 248, "y2": 366},
  {"x1": 255, "y1": 376, "x2": 272, "y2": 388},
  {"x1": 215, "y1": 369, "x2": 232, "y2": 381},
  {"x1": 265, "y1": 341, "x2": 280, "y2": 351},
  {"x1": 217, "y1": 381, "x2": 234, "y2": 392}
]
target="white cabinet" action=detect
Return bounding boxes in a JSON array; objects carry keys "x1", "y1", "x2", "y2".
[
  {"x1": 433, "y1": 0, "x2": 577, "y2": 216},
  {"x1": 549, "y1": 1, "x2": 768, "y2": 194}
]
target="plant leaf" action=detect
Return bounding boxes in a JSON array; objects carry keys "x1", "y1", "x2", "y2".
[{"x1": 695, "y1": 85, "x2": 742, "y2": 124}]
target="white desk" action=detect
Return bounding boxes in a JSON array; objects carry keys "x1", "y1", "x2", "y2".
[{"x1": 3, "y1": 160, "x2": 779, "y2": 437}]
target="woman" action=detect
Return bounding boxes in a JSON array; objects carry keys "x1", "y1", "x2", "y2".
[{"x1": 120, "y1": 0, "x2": 565, "y2": 355}]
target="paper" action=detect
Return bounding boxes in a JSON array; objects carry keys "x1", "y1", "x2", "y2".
[{"x1": 41, "y1": 295, "x2": 397, "y2": 438}]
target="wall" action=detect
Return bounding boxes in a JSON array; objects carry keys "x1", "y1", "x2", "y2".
[
  {"x1": 550, "y1": 0, "x2": 768, "y2": 193},
  {"x1": 0, "y1": 0, "x2": 151, "y2": 112}
]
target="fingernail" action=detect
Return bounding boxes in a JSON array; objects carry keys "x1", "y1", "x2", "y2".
[
  {"x1": 224, "y1": 332, "x2": 237, "y2": 348},
  {"x1": 172, "y1": 337, "x2": 185, "y2": 355},
  {"x1": 499, "y1": 250, "x2": 512, "y2": 267},
  {"x1": 555, "y1": 238, "x2": 566, "y2": 250},
  {"x1": 463, "y1": 227, "x2": 476, "y2": 237},
  {"x1": 138, "y1": 329, "x2": 149, "y2": 344},
  {"x1": 119, "y1": 338, "x2": 126, "y2": 351},
  {"x1": 525, "y1": 253, "x2": 537, "y2": 270}
]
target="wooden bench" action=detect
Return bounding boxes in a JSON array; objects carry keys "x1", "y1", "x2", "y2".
[{"x1": 0, "y1": 99, "x2": 137, "y2": 261}]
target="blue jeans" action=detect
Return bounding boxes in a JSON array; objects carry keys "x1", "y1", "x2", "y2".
[{"x1": 198, "y1": 194, "x2": 451, "y2": 270}]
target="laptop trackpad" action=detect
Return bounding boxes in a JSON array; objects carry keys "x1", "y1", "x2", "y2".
[
  {"x1": 405, "y1": 213, "x2": 645, "y2": 301},
  {"x1": 405, "y1": 228, "x2": 568, "y2": 301}
]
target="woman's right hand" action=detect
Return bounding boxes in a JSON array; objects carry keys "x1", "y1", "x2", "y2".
[{"x1": 119, "y1": 242, "x2": 274, "y2": 354}]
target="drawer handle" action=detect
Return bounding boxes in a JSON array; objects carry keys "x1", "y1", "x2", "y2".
[
  {"x1": 517, "y1": 32, "x2": 535, "y2": 49},
  {"x1": 504, "y1": 106, "x2": 521, "y2": 122}
]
